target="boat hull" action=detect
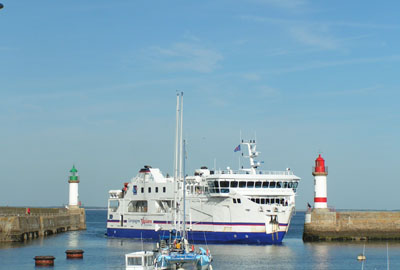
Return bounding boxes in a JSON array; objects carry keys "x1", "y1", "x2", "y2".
[{"x1": 107, "y1": 228, "x2": 286, "y2": 245}]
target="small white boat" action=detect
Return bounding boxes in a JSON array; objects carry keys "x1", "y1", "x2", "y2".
[{"x1": 125, "y1": 251, "x2": 155, "y2": 270}]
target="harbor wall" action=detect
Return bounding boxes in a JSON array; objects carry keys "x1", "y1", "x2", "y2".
[
  {"x1": 303, "y1": 209, "x2": 400, "y2": 241},
  {"x1": 0, "y1": 207, "x2": 86, "y2": 242}
]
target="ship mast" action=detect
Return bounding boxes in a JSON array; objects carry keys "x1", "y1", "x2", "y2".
[{"x1": 241, "y1": 140, "x2": 261, "y2": 174}]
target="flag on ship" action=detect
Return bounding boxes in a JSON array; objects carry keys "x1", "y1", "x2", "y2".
[{"x1": 234, "y1": 144, "x2": 241, "y2": 152}]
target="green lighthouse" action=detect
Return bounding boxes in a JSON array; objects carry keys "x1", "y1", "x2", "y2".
[{"x1": 68, "y1": 165, "x2": 80, "y2": 208}]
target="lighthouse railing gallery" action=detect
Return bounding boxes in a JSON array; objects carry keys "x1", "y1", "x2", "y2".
[{"x1": 312, "y1": 166, "x2": 329, "y2": 174}]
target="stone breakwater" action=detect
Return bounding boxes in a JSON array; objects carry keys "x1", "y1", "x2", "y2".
[
  {"x1": 303, "y1": 209, "x2": 400, "y2": 242},
  {"x1": 0, "y1": 207, "x2": 86, "y2": 242}
]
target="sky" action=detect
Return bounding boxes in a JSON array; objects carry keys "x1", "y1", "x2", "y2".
[{"x1": 0, "y1": 1, "x2": 399, "y2": 209}]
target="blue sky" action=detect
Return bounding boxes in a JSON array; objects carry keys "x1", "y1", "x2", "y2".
[{"x1": 1, "y1": 1, "x2": 399, "y2": 209}]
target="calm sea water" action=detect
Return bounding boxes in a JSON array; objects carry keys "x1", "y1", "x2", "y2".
[{"x1": 1, "y1": 210, "x2": 399, "y2": 269}]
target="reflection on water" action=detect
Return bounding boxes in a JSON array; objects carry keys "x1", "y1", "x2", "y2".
[
  {"x1": 67, "y1": 231, "x2": 79, "y2": 248},
  {"x1": 207, "y1": 243, "x2": 296, "y2": 270},
  {"x1": 306, "y1": 242, "x2": 330, "y2": 270},
  {"x1": 1, "y1": 210, "x2": 400, "y2": 269}
]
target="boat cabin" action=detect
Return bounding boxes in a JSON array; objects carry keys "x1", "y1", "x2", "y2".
[{"x1": 125, "y1": 251, "x2": 155, "y2": 270}]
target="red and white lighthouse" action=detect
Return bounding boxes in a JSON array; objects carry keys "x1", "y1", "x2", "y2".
[{"x1": 312, "y1": 154, "x2": 328, "y2": 209}]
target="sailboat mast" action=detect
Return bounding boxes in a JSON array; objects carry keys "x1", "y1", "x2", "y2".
[
  {"x1": 173, "y1": 92, "x2": 184, "y2": 234},
  {"x1": 179, "y1": 93, "x2": 184, "y2": 234},
  {"x1": 174, "y1": 92, "x2": 180, "y2": 181},
  {"x1": 183, "y1": 139, "x2": 187, "y2": 236},
  {"x1": 173, "y1": 93, "x2": 181, "y2": 228},
  {"x1": 178, "y1": 92, "x2": 184, "y2": 180}
]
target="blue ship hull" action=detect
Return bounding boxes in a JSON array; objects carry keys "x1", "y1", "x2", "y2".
[{"x1": 107, "y1": 228, "x2": 286, "y2": 245}]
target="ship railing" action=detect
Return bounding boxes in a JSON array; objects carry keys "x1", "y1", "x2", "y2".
[{"x1": 215, "y1": 169, "x2": 294, "y2": 176}]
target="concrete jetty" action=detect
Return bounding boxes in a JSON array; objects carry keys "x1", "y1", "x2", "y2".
[
  {"x1": 303, "y1": 209, "x2": 400, "y2": 241},
  {"x1": 0, "y1": 165, "x2": 86, "y2": 242},
  {"x1": 0, "y1": 206, "x2": 86, "y2": 242},
  {"x1": 303, "y1": 155, "x2": 400, "y2": 242}
]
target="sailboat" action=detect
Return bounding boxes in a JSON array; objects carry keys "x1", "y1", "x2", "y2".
[
  {"x1": 155, "y1": 92, "x2": 212, "y2": 270},
  {"x1": 126, "y1": 93, "x2": 212, "y2": 270},
  {"x1": 154, "y1": 137, "x2": 212, "y2": 270}
]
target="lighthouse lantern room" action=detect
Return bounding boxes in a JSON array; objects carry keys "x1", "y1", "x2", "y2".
[
  {"x1": 312, "y1": 154, "x2": 328, "y2": 209},
  {"x1": 68, "y1": 165, "x2": 80, "y2": 209}
]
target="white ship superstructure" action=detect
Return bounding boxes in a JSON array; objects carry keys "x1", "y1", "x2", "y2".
[{"x1": 107, "y1": 94, "x2": 300, "y2": 244}]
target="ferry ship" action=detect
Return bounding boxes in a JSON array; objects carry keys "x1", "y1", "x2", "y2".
[{"x1": 107, "y1": 93, "x2": 300, "y2": 244}]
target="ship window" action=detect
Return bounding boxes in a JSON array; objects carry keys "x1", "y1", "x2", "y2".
[
  {"x1": 214, "y1": 180, "x2": 220, "y2": 193},
  {"x1": 237, "y1": 198, "x2": 241, "y2": 203},
  {"x1": 109, "y1": 200, "x2": 119, "y2": 212},
  {"x1": 250, "y1": 198, "x2": 255, "y2": 202},
  {"x1": 255, "y1": 181, "x2": 262, "y2": 188},
  {"x1": 269, "y1": 181, "x2": 276, "y2": 188},
  {"x1": 239, "y1": 181, "x2": 246, "y2": 188},
  {"x1": 271, "y1": 198, "x2": 275, "y2": 204},
  {"x1": 146, "y1": 255, "x2": 154, "y2": 266},
  {"x1": 163, "y1": 187, "x2": 166, "y2": 193},
  {"x1": 141, "y1": 187, "x2": 144, "y2": 193},
  {"x1": 148, "y1": 187, "x2": 151, "y2": 193},
  {"x1": 127, "y1": 257, "x2": 142, "y2": 266},
  {"x1": 255, "y1": 198, "x2": 260, "y2": 204},
  {"x1": 230, "y1": 181, "x2": 238, "y2": 188},
  {"x1": 208, "y1": 181, "x2": 215, "y2": 193},
  {"x1": 281, "y1": 199, "x2": 285, "y2": 205},
  {"x1": 128, "y1": 200, "x2": 148, "y2": 212},
  {"x1": 276, "y1": 182, "x2": 282, "y2": 188},
  {"x1": 293, "y1": 181, "x2": 299, "y2": 188},
  {"x1": 283, "y1": 182, "x2": 288, "y2": 188},
  {"x1": 220, "y1": 181, "x2": 229, "y2": 187},
  {"x1": 288, "y1": 182, "x2": 293, "y2": 188},
  {"x1": 157, "y1": 200, "x2": 172, "y2": 213},
  {"x1": 261, "y1": 198, "x2": 265, "y2": 204},
  {"x1": 156, "y1": 187, "x2": 159, "y2": 193},
  {"x1": 220, "y1": 181, "x2": 229, "y2": 193},
  {"x1": 247, "y1": 181, "x2": 254, "y2": 188},
  {"x1": 266, "y1": 199, "x2": 270, "y2": 204},
  {"x1": 233, "y1": 198, "x2": 237, "y2": 204},
  {"x1": 262, "y1": 181, "x2": 269, "y2": 188}
]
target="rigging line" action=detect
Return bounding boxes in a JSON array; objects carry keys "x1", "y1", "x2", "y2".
[
  {"x1": 141, "y1": 232, "x2": 144, "y2": 251},
  {"x1": 387, "y1": 242, "x2": 390, "y2": 270},
  {"x1": 361, "y1": 243, "x2": 365, "y2": 270},
  {"x1": 203, "y1": 231, "x2": 209, "y2": 251}
]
